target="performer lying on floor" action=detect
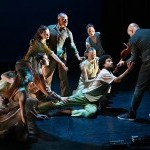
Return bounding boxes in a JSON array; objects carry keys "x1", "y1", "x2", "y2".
[{"x1": 37, "y1": 54, "x2": 134, "y2": 118}]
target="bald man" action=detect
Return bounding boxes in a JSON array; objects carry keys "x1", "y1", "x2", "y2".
[
  {"x1": 46, "y1": 13, "x2": 82, "y2": 96},
  {"x1": 117, "y1": 23, "x2": 150, "y2": 120}
]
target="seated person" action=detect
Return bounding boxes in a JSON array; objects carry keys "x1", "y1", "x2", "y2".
[
  {"x1": 27, "y1": 52, "x2": 65, "y2": 102},
  {"x1": 73, "y1": 47, "x2": 99, "y2": 95}
]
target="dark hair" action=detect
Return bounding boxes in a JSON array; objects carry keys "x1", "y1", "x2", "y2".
[
  {"x1": 32, "y1": 53, "x2": 48, "y2": 75},
  {"x1": 17, "y1": 68, "x2": 31, "y2": 78},
  {"x1": 15, "y1": 59, "x2": 32, "y2": 72},
  {"x1": 34, "y1": 25, "x2": 48, "y2": 41},
  {"x1": 99, "y1": 55, "x2": 112, "y2": 69},
  {"x1": 35, "y1": 53, "x2": 46, "y2": 61},
  {"x1": 86, "y1": 23, "x2": 95, "y2": 31},
  {"x1": 4, "y1": 67, "x2": 32, "y2": 100}
]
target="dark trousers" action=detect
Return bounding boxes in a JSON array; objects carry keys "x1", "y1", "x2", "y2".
[
  {"x1": 45, "y1": 57, "x2": 69, "y2": 96},
  {"x1": 130, "y1": 60, "x2": 150, "y2": 113}
]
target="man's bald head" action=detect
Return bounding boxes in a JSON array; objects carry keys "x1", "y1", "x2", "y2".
[{"x1": 127, "y1": 23, "x2": 140, "y2": 37}]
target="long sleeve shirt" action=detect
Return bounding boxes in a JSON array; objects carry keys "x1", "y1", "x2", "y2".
[
  {"x1": 24, "y1": 39, "x2": 53, "y2": 60},
  {"x1": 47, "y1": 24, "x2": 79, "y2": 58}
]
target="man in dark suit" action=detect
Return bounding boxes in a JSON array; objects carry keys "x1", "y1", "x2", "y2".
[{"x1": 118, "y1": 23, "x2": 150, "y2": 120}]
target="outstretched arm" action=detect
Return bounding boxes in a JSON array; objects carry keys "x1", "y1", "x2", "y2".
[
  {"x1": 34, "y1": 74, "x2": 62, "y2": 101},
  {"x1": 15, "y1": 91, "x2": 27, "y2": 124},
  {"x1": 50, "y1": 52, "x2": 68, "y2": 71},
  {"x1": 30, "y1": 108, "x2": 48, "y2": 119},
  {"x1": 113, "y1": 61, "x2": 135, "y2": 83}
]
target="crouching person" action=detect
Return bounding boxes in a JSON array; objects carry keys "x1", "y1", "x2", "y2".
[{"x1": 0, "y1": 60, "x2": 47, "y2": 141}]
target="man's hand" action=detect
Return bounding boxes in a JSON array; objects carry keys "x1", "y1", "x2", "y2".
[
  {"x1": 79, "y1": 56, "x2": 86, "y2": 62},
  {"x1": 117, "y1": 59, "x2": 126, "y2": 67},
  {"x1": 127, "y1": 61, "x2": 135, "y2": 71},
  {"x1": 61, "y1": 63, "x2": 68, "y2": 71},
  {"x1": 75, "y1": 53, "x2": 85, "y2": 62},
  {"x1": 61, "y1": 97, "x2": 69, "y2": 103},
  {"x1": 36, "y1": 114, "x2": 48, "y2": 120}
]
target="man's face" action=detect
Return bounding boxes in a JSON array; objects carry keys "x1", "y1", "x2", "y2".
[
  {"x1": 127, "y1": 28, "x2": 134, "y2": 37},
  {"x1": 58, "y1": 15, "x2": 68, "y2": 27},
  {"x1": 127, "y1": 25, "x2": 136, "y2": 37},
  {"x1": 103, "y1": 58, "x2": 113, "y2": 69}
]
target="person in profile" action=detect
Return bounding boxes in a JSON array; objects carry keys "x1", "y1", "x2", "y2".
[
  {"x1": 24, "y1": 25, "x2": 68, "y2": 92},
  {"x1": 117, "y1": 23, "x2": 150, "y2": 120}
]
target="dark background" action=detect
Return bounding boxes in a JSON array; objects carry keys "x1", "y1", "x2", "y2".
[{"x1": 0, "y1": 0, "x2": 150, "y2": 72}]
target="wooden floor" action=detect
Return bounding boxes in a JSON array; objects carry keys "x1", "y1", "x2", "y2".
[{"x1": 0, "y1": 63, "x2": 150, "y2": 150}]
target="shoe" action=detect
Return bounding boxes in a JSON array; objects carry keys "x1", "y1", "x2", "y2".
[
  {"x1": 27, "y1": 120, "x2": 38, "y2": 135},
  {"x1": 117, "y1": 111, "x2": 136, "y2": 121},
  {"x1": 56, "y1": 109, "x2": 72, "y2": 116},
  {"x1": 99, "y1": 101, "x2": 112, "y2": 110}
]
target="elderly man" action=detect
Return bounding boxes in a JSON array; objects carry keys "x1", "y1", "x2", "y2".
[{"x1": 118, "y1": 23, "x2": 150, "y2": 120}]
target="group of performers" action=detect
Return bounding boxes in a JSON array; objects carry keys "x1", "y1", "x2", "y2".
[{"x1": 0, "y1": 12, "x2": 150, "y2": 141}]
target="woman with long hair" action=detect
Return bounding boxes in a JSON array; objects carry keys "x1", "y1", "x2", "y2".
[{"x1": 24, "y1": 25, "x2": 68, "y2": 76}]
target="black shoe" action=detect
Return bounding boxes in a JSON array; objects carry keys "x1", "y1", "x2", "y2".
[
  {"x1": 27, "y1": 120, "x2": 38, "y2": 135},
  {"x1": 56, "y1": 109, "x2": 72, "y2": 116},
  {"x1": 117, "y1": 111, "x2": 136, "y2": 121},
  {"x1": 99, "y1": 101, "x2": 112, "y2": 110}
]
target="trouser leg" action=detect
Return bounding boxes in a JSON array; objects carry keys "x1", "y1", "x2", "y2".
[
  {"x1": 130, "y1": 88, "x2": 144, "y2": 113},
  {"x1": 130, "y1": 63, "x2": 150, "y2": 114},
  {"x1": 58, "y1": 61, "x2": 69, "y2": 96},
  {"x1": 45, "y1": 58, "x2": 57, "y2": 89}
]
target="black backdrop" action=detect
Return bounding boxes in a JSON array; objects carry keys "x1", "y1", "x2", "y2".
[
  {"x1": 0, "y1": 0, "x2": 150, "y2": 64},
  {"x1": 101, "y1": 0, "x2": 150, "y2": 63}
]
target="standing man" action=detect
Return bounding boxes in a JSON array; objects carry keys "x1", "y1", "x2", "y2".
[
  {"x1": 46, "y1": 12, "x2": 82, "y2": 96},
  {"x1": 117, "y1": 23, "x2": 150, "y2": 120}
]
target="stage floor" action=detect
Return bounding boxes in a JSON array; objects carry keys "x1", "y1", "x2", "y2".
[
  {"x1": 32, "y1": 90, "x2": 150, "y2": 150},
  {"x1": 0, "y1": 62, "x2": 150, "y2": 150}
]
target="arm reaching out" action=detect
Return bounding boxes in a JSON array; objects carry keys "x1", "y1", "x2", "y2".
[{"x1": 51, "y1": 52, "x2": 68, "y2": 71}]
